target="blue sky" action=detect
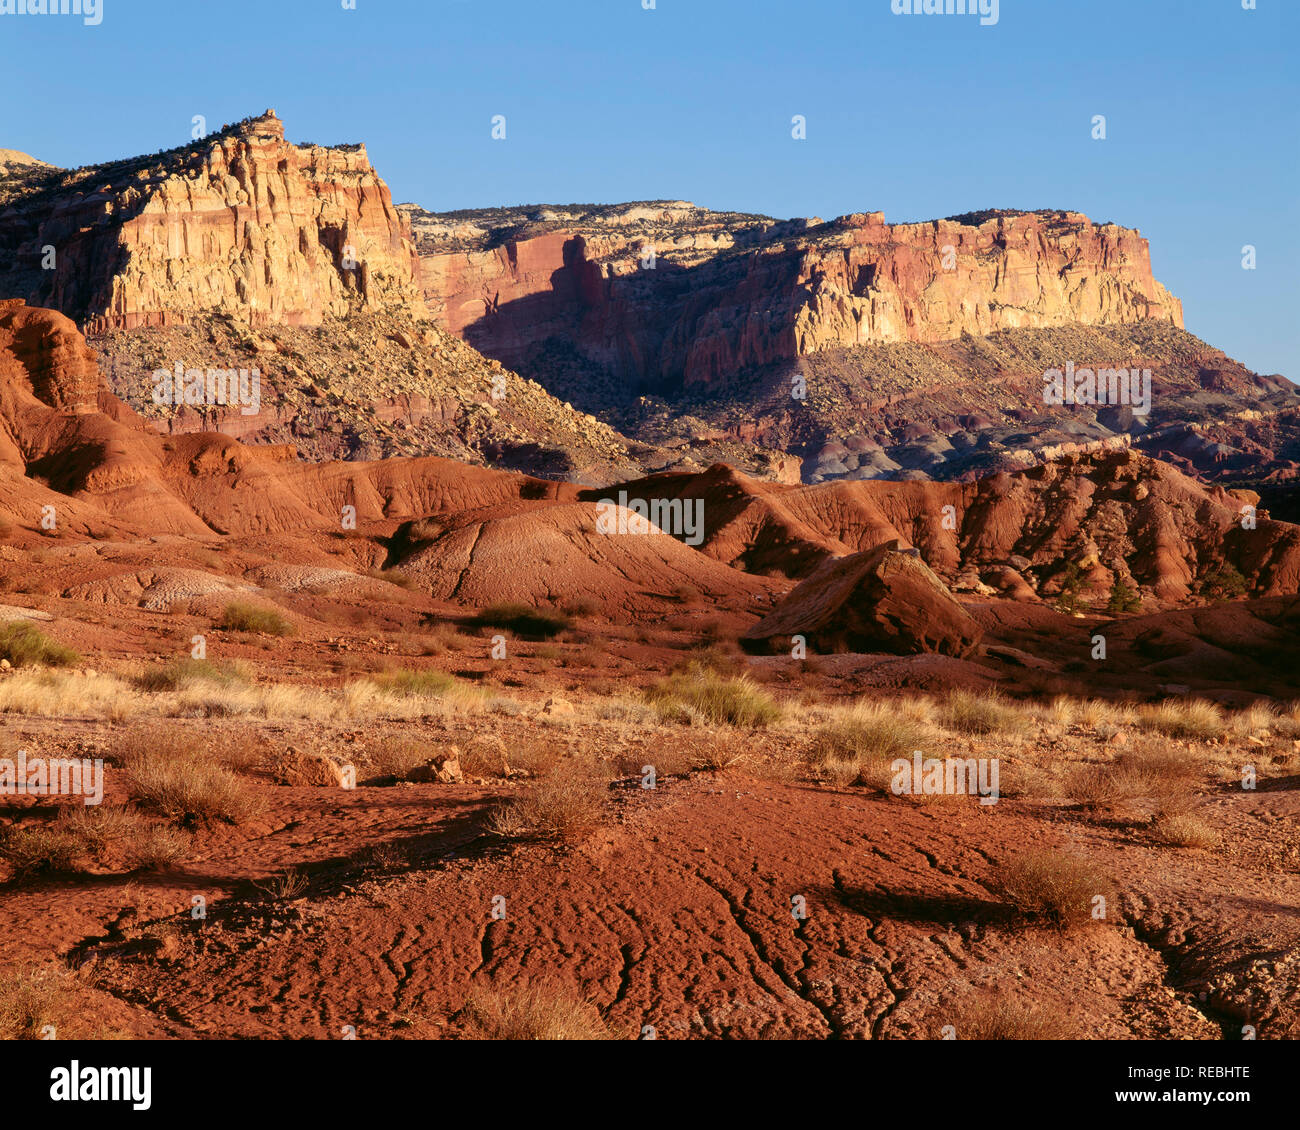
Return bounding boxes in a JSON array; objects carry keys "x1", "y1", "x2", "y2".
[{"x1": 2, "y1": 0, "x2": 1296, "y2": 378}]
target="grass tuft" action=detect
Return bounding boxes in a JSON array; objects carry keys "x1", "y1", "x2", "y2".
[
  {"x1": 937, "y1": 689, "x2": 1027, "y2": 736},
  {"x1": 0, "y1": 622, "x2": 79, "y2": 669},
  {"x1": 645, "y1": 663, "x2": 781, "y2": 728},
  {"x1": 487, "y1": 774, "x2": 604, "y2": 842},
  {"x1": 993, "y1": 851, "x2": 1111, "y2": 930},
  {"x1": 367, "y1": 668, "x2": 456, "y2": 698},
  {"x1": 217, "y1": 602, "x2": 294, "y2": 637},
  {"x1": 458, "y1": 983, "x2": 613, "y2": 1040},
  {"x1": 948, "y1": 996, "x2": 1078, "y2": 1040},
  {"x1": 1135, "y1": 699, "x2": 1226, "y2": 741},
  {"x1": 120, "y1": 730, "x2": 262, "y2": 827}
]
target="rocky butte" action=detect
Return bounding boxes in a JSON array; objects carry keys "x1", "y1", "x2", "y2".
[{"x1": 0, "y1": 110, "x2": 424, "y2": 331}]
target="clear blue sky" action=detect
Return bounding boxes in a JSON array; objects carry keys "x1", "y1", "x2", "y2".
[{"x1": 2, "y1": 0, "x2": 1296, "y2": 378}]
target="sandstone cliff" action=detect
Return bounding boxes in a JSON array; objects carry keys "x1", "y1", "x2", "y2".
[
  {"x1": 6, "y1": 119, "x2": 1289, "y2": 491},
  {"x1": 0, "y1": 111, "x2": 424, "y2": 331},
  {"x1": 402, "y1": 202, "x2": 1184, "y2": 389}
]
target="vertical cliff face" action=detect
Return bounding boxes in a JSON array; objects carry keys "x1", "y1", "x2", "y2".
[
  {"x1": 403, "y1": 204, "x2": 1184, "y2": 389},
  {"x1": 787, "y1": 210, "x2": 1184, "y2": 354},
  {"x1": 0, "y1": 111, "x2": 424, "y2": 331}
]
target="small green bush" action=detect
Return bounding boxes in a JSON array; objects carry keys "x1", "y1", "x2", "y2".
[
  {"x1": 0, "y1": 622, "x2": 79, "y2": 669},
  {"x1": 217, "y1": 602, "x2": 294, "y2": 636},
  {"x1": 645, "y1": 664, "x2": 781, "y2": 728}
]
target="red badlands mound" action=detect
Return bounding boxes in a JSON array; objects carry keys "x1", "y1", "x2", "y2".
[
  {"x1": 391, "y1": 499, "x2": 780, "y2": 618},
  {"x1": 594, "y1": 455, "x2": 1300, "y2": 604},
  {"x1": 743, "y1": 542, "x2": 983, "y2": 658},
  {"x1": 1, "y1": 300, "x2": 578, "y2": 537},
  {"x1": 4, "y1": 298, "x2": 1299, "y2": 636},
  {"x1": 0, "y1": 301, "x2": 772, "y2": 619}
]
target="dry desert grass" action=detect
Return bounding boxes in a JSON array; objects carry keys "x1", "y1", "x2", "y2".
[
  {"x1": 993, "y1": 850, "x2": 1113, "y2": 930},
  {"x1": 948, "y1": 995, "x2": 1079, "y2": 1040},
  {"x1": 0, "y1": 666, "x2": 490, "y2": 722},
  {"x1": 645, "y1": 664, "x2": 781, "y2": 728},
  {"x1": 457, "y1": 983, "x2": 613, "y2": 1040},
  {"x1": 119, "y1": 730, "x2": 264, "y2": 827},
  {"x1": 487, "y1": 772, "x2": 605, "y2": 843}
]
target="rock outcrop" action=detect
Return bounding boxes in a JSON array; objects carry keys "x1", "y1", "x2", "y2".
[
  {"x1": 742, "y1": 542, "x2": 983, "y2": 657},
  {"x1": 0, "y1": 111, "x2": 424, "y2": 331},
  {"x1": 0, "y1": 297, "x2": 99, "y2": 409},
  {"x1": 3, "y1": 117, "x2": 1293, "y2": 490},
  {"x1": 590, "y1": 451, "x2": 1300, "y2": 605}
]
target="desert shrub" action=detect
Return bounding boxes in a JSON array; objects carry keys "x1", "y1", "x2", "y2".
[
  {"x1": 217, "y1": 602, "x2": 294, "y2": 637},
  {"x1": 366, "y1": 736, "x2": 431, "y2": 779},
  {"x1": 0, "y1": 801, "x2": 160, "y2": 880},
  {"x1": 457, "y1": 984, "x2": 612, "y2": 1040},
  {"x1": 123, "y1": 824, "x2": 192, "y2": 871},
  {"x1": 809, "y1": 701, "x2": 926, "y2": 765},
  {"x1": 487, "y1": 775, "x2": 604, "y2": 842},
  {"x1": 937, "y1": 689, "x2": 1027, "y2": 736},
  {"x1": 694, "y1": 617, "x2": 728, "y2": 646},
  {"x1": 993, "y1": 851, "x2": 1111, "y2": 930},
  {"x1": 645, "y1": 664, "x2": 781, "y2": 728},
  {"x1": 416, "y1": 621, "x2": 458, "y2": 655},
  {"x1": 255, "y1": 868, "x2": 309, "y2": 900},
  {"x1": 121, "y1": 732, "x2": 262, "y2": 826},
  {"x1": 1229, "y1": 701, "x2": 1277, "y2": 738},
  {"x1": 0, "y1": 622, "x2": 79, "y2": 669},
  {"x1": 1054, "y1": 562, "x2": 1086, "y2": 614},
  {"x1": 470, "y1": 603, "x2": 570, "y2": 640},
  {"x1": 51, "y1": 805, "x2": 145, "y2": 851},
  {"x1": 133, "y1": 657, "x2": 245, "y2": 692},
  {"x1": 1151, "y1": 810, "x2": 1219, "y2": 849},
  {"x1": 671, "y1": 641, "x2": 743, "y2": 677},
  {"x1": 1199, "y1": 563, "x2": 1248, "y2": 601},
  {"x1": 1067, "y1": 741, "x2": 1198, "y2": 808},
  {"x1": 948, "y1": 996, "x2": 1078, "y2": 1040},
  {"x1": 1066, "y1": 760, "x2": 1152, "y2": 807},
  {"x1": 366, "y1": 567, "x2": 417, "y2": 590},
  {"x1": 1106, "y1": 575, "x2": 1142, "y2": 614},
  {"x1": 0, "y1": 970, "x2": 70, "y2": 1040},
  {"x1": 0, "y1": 822, "x2": 89, "y2": 880}
]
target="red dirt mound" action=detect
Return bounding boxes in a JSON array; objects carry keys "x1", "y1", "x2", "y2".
[
  {"x1": 0, "y1": 302, "x2": 776, "y2": 620},
  {"x1": 743, "y1": 542, "x2": 983, "y2": 658},
  {"x1": 393, "y1": 499, "x2": 780, "y2": 619}
]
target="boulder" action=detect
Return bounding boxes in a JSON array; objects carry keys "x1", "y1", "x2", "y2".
[
  {"x1": 408, "y1": 753, "x2": 464, "y2": 784},
  {"x1": 276, "y1": 748, "x2": 354, "y2": 788},
  {"x1": 981, "y1": 565, "x2": 1037, "y2": 602}
]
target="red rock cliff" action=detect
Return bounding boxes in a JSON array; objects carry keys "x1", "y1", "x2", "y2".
[{"x1": 404, "y1": 203, "x2": 1183, "y2": 387}]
